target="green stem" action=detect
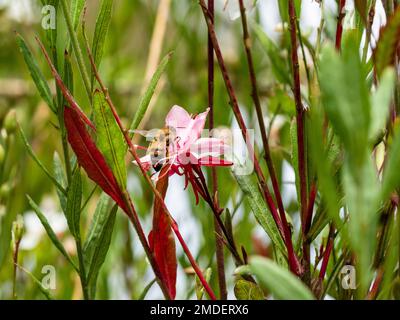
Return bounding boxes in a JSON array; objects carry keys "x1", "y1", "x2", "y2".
[
  {"x1": 60, "y1": 0, "x2": 92, "y2": 101},
  {"x1": 76, "y1": 236, "x2": 89, "y2": 300}
]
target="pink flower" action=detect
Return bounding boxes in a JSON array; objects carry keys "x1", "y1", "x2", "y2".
[{"x1": 135, "y1": 105, "x2": 232, "y2": 202}]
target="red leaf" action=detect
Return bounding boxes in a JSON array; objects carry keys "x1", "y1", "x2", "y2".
[
  {"x1": 150, "y1": 166, "x2": 177, "y2": 299},
  {"x1": 64, "y1": 107, "x2": 127, "y2": 212}
]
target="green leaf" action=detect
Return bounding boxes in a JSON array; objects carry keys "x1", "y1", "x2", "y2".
[
  {"x1": 234, "y1": 279, "x2": 264, "y2": 300},
  {"x1": 195, "y1": 267, "x2": 212, "y2": 300},
  {"x1": 84, "y1": 195, "x2": 117, "y2": 296},
  {"x1": 65, "y1": 169, "x2": 82, "y2": 239},
  {"x1": 71, "y1": 0, "x2": 86, "y2": 31},
  {"x1": 319, "y1": 33, "x2": 371, "y2": 164},
  {"x1": 27, "y1": 195, "x2": 78, "y2": 271},
  {"x1": 130, "y1": 52, "x2": 172, "y2": 131},
  {"x1": 253, "y1": 24, "x2": 291, "y2": 86},
  {"x1": 93, "y1": 90, "x2": 127, "y2": 189},
  {"x1": 18, "y1": 124, "x2": 67, "y2": 195},
  {"x1": 381, "y1": 127, "x2": 400, "y2": 202},
  {"x1": 53, "y1": 152, "x2": 67, "y2": 213},
  {"x1": 369, "y1": 68, "x2": 395, "y2": 142},
  {"x1": 17, "y1": 265, "x2": 54, "y2": 300},
  {"x1": 16, "y1": 33, "x2": 55, "y2": 113},
  {"x1": 374, "y1": 6, "x2": 400, "y2": 77},
  {"x1": 249, "y1": 256, "x2": 314, "y2": 300},
  {"x1": 91, "y1": 0, "x2": 113, "y2": 84},
  {"x1": 233, "y1": 172, "x2": 286, "y2": 254}
]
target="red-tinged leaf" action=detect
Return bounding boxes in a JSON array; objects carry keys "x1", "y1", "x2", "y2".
[
  {"x1": 150, "y1": 166, "x2": 177, "y2": 299},
  {"x1": 64, "y1": 107, "x2": 127, "y2": 212},
  {"x1": 35, "y1": 36, "x2": 95, "y2": 130},
  {"x1": 374, "y1": 6, "x2": 400, "y2": 77}
]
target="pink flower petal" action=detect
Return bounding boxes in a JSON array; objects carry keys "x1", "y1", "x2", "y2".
[
  {"x1": 165, "y1": 105, "x2": 192, "y2": 128},
  {"x1": 197, "y1": 156, "x2": 233, "y2": 167},
  {"x1": 190, "y1": 137, "x2": 230, "y2": 158}
]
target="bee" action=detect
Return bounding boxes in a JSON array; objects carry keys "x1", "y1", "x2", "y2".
[{"x1": 132, "y1": 127, "x2": 177, "y2": 172}]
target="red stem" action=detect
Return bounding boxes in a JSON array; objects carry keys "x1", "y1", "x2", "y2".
[
  {"x1": 199, "y1": 0, "x2": 302, "y2": 276},
  {"x1": 171, "y1": 221, "x2": 216, "y2": 300},
  {"x1": 207, "y1": 0, "x2": 227, "y2": 300},
  {"x1": 319, "y1": 225, "x2": 335, "y2": 280},
  {"x1": 335, "y1": 0, "x2": 346, "y2": 51},
  {"x1": 238, "y1": 0, "x2": 287, "y2": 234}
]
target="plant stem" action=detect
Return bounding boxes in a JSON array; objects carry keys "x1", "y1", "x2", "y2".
[
  {"x1": 86, "y1": 43, "x2": 216, "y2": 300},
  {"x1": 199, "y1": 0, "x2": 302, "y2": 276},
  {"x1": 238, "y1": 0, "x2": 286, "y2": 231},
  {"x1": 362, "y1": 0, "x2": 376, "y2": 63},
  {"x1": 60, "y1": 0, "x2": 92, "y2": 101},
  {"x1": 76, "y1": 237, "x2": 89, "y2": 300},
  {"x1": 319, "y1": 224, "x2": 335, "y2": 281},
  {"x1": 207, "y1": 0, "x2": 227, "y2": 300},
  {"x1": 335, "y1": 0, "x2": 346, "y2": 51},
  {"x1": 12, "y1": 238, "x2": 21, "y2": 299}
]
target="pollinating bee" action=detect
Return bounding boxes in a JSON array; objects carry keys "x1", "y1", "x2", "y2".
[{"x1": 130, "y1": 126, "x2": 177, "y2": 172}]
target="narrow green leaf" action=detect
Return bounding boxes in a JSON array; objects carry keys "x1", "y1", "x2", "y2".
[
  {"x1": 17, "y1": 265, "x2": 54, "y2": 300},
  {"x1": 374, "y1": 6, "x2": 400, "y2": 77},
  {"x1": 53, "y1": 152, "x2": 67, "y2": 213},
  {"x1": 253, "y1": 25, "x2": 291, "y2": 86},
  {"x1": 92, "y1": 0, "x2": 113, "y2": 84},
  {"x1": 138, "y1": 279, "x2": 157, "y2": 300},
  {"x1": 16, "y1": 33, "x2": 55, "y2": 113},
  {"x1": 93, "y1": 90, "x2": 127, "y2": 188},
  {"x1": 249, "y1": 256, "x2": 314, "y2": 300},
  {"x1": 234, "y1": 279, "x2": 264, "y2": 300},
  {"x1": 233, "y1": 172, "x2": 286, "y2": 254},
  {"x1": 18, "y1": 124, "x2": 67, "y2": 195},
  {"x1": 71, "y1": 0, "x2": 86, "y2": 31},
  {"x1": 319, "y1": 33, "x2": 371, "y2": 163},
  {"x1": 369, "y1": 68, "x2": 395, "y2": 142},
  {"x1": 381, "y1": 127, "x2": 400, "y2": 201},
  {"x1": 130, "y1": 52, "x2": 172, "y2": 131},
  {"x1": 27, "y1": 195, "x2": 78, "y2": 271},
  {"x1": 66, "y1": 169, "x2": 82, "y2": 239},
  {"x1": 84, "y1": 199, "x2": 117, "y2": 291},
  {"x1": 195, "y1": 268, "x2": 212, "y2": 300}
]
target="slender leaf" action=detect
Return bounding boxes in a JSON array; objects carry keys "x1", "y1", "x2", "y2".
[
  {"x1": 18, "y1": 124, "x2": 67, "y2": 195},
  {"x1": 374, "y1": 5, "x2": 400, "y2": 77},
  {"x1": 66, "y1": 169, "x2": 82, "y2": 239},
  {"x1": 91, "y1": 0, "x2": 113, "y2": 84},
  {"x1": 27, "y1": 195, "x2": 78, "y2": 271},
  {"x1": 253, "y1": 25, "x2": 291, "y2": 86},
  {"x1": 233, "y1": 172, "x2": 286, "y2": 254},
  {"x1": 16, "y1": 33, "x2": 55, "y2": 113},
  {"x1": 86, "y1": 203, "x2": 117, "y2": 290},
  {"x1": 93, "y1": 90, "x2": 127, "y2": 189},
  {"x1": 249, "y1": 256, "x2": 314, "y2": 300},
  {"x1": 53, "y1": 152, "x2": 67, "y2": 213},
  {"x1": 130, "y1": 52, "x2": 172, "y2": 131}
]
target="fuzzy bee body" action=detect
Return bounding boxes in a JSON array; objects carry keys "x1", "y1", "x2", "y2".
[{"x1": 146, "y1": 127, "x2": 173, "y2": 172}]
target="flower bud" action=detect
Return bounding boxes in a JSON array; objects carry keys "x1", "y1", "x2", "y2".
[
  {"x1": 0, "y1": 183, "x2": 11, "y2": 199},
  {"x1": 3, "y1": 109, "x2": 17, "y2": 134},
  {"x1": 12, "y1": 214, "x2": 24, "y2": 245}
]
